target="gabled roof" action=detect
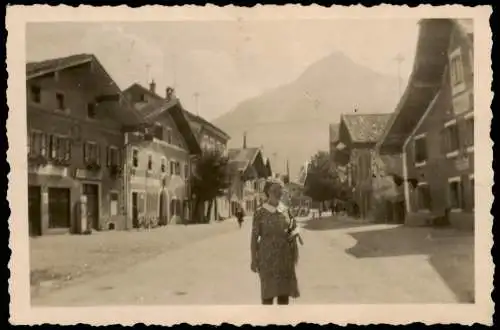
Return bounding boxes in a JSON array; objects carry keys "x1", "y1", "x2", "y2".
[
  {"x1": 227, "y1": 147, "x2": 261, "y2": 172},
  {"x1": 26, "y1": 53, "x2": 144, "y2": 126},
  {"x1": 124, "y1": 83, "x2": 230, "y2": 141},
  {"x1": 329, "y1": 123, "x2": 339, "y2": 143},
  {"x1": 26, "y1": 53, "x2": 94, "y2": 79},
  {"x1": 378, "y1": 19, "x2": 458, "y2": 154},
  {"x1": 341, "y1": 113, "x2": 392, "y2": 144}
]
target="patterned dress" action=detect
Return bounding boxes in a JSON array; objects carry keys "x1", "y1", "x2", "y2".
[{"x1": 251, "y1": 206, "x2": 300, "y2": 300}]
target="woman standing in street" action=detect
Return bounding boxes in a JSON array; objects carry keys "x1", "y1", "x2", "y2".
[{"x1": 250, "y1": 178, "x2": 300, "y2": 305}]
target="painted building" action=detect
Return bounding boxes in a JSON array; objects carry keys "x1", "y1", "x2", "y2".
[
  {"x1": 378, "y1": 19, "x2": 474, "y2": 231},
  {"x1": 122, "y1": 104, "x2": 201, "y2": 227},
  {"x1": 333, "y1": 113, "x2": 392, "y2": 219},
  {"x1": 26, "y1": 54, "x2": 143, "y2": 236},
  {"x1": 123, "y1": 82, "x2": 229, "y2": 222}
]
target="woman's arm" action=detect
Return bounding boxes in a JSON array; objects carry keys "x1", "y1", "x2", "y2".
[{"x1": 250, "y1": 210, "x2": 261, "y2": 272}]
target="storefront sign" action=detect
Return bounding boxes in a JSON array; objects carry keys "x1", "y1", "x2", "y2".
[
  {"x1": 74, "y1": 168, "x2": 103, "y2": 181},
  {"x1": 452, "y1": 91, "x2": 472, "y2": 115},
  {"x1": 31, "y1": 164, "x2": 69, "y2": 177}
]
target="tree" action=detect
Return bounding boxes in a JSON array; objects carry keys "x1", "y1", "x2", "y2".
[
  {"x1": 304, "y1": 151, "x2": 340, "y2": 206},
  {"x1": 191, "y1": 149, "x2": 230, "y2": 223}
]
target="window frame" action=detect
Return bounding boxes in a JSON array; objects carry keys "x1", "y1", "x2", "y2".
[
  {"x1": 55, "y1": 92, "x2": 66, "y2": 111},
  {"x1": 416, "y1": 182, "x2": 431, "y2": 212},
  {"x1": 443, "y1": 119, "x2": 460, "y2": 159},
  {"x1": 131, "y1": 147, "x2": 139, "y2": 168},
  {"x1": 448, "y1": 176, "x2": 464, "y2": 212},
  {"x1": 83, "y1": 141, "x2": 100, "y2": 165},
  {"x1": 413, "y1": 133, "x2": 428, "y2": 167}
]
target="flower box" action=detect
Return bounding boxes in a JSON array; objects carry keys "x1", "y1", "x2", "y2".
[
  {"x1": 109, "y1": 164, "x2": 122, "y2": 177},
  {"x1": 52, "y1": 158, "x2": 71, "y2": 167},
  {"x1": 86, "y1": 162, "x2": 101, "y2": 172},
  {"x1": 28, "y1": 154, "x2": 48, "y2": 166}
]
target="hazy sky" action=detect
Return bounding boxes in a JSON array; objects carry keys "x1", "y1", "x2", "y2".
[{"x1": 26, "y1": 19, "x2": 419, "y2": 120}]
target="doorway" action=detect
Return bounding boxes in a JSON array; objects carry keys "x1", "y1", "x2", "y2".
[
  {"x1": 82, "y1": 184, "x2": 99, "y2": 230},
  {"x1": 159, "y1": 190, "x2": 168, "y2": 225},
  {"x1": 132, "y1": 192, "x2": 139, "y2": 228},
  {"x1": 48, "y1": 187, "x2": 71, "y2": 229},
  {"x1": 28, "y1": 186, "x2": 42, "y2": 236}
]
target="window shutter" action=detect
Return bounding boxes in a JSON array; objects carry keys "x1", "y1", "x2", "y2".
[
  {"x1": 48, "y1": 135, "x2": 55, "y2": 159},
  {"x1": 65, "y1": 138, "x2": 71, "y2": 161}
]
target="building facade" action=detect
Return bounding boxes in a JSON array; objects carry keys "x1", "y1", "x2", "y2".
[
  {"x1": 26, "y1": 54, "x2": 142, "y2": 236},
  {"x1": 333, "y1": 113, "x2": 392, "y2": 219},
  {"x1": 122, "y1": 83, "x2": 201, "y2": 227},
  {"x1": 123, "y1": 82, "x2": 228, "y2": 223},
  {"x1": 378, "y1": 19, "x2": 474, "y2": 230}
]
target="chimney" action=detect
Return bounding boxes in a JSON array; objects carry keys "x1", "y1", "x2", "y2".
[
  {"x1": 149, "y1": 80, "x2": 156, "y2": 94},
  {"x1": 166, "y1": 87, "x2": 175, "y2": 101},
  {"x1": 243, "y1": 131, "x2": 247, "y2": 149}
]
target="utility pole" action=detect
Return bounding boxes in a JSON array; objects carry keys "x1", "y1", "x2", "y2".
[{"x1": 394, "y1": 53, "x2": 405, "y2": 97}]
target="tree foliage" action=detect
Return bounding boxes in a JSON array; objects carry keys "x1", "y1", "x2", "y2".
[
  {"x1": 191, "y1": 149, "x2": 230, "y2": 222},
  {"x1": 304, "y1": 151, "x2": 344, "y2": 202}
]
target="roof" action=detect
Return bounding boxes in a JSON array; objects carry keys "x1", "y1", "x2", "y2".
[
  {"x1": 124, "y1": 83, "x2": 230, "y2": 141},
  {"x1": 227, "y1": 147, "x2": 261, "y2": 172},
  {"x1": 26, "y1": 53, "x2": 94, "y2": 79},
  {"x1": 26, "y1": 53, "x2": 144, "y2": 126},
  {"x1": 329, "y1": 123, "x2": 339, "y2": 143},
  {"x1": 341, "y1": 113, "x2": 392, "y2": 144},
  {"x1": 378, "y1": 19, "x2": 456, "y2": 154},
  {"x1": 455, "y1": 19, "x2": 473, "y2": 36}
]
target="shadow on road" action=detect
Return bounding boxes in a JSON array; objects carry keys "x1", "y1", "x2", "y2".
[
  {"x1": 345, "y1": 225, "x2": 474, "y2": 303},
  {"x1": 302, "y1": 216, "x2": 373, "y2": 231}
]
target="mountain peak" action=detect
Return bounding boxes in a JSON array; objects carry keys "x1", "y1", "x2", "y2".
[{"x1": 213, "y1": 52, "x2": 400, "y2": 177}]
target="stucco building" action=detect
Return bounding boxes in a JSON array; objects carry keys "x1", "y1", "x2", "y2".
[
  {"x1": 377, "y1": 19, "x2": 474, "y2": 230},
  {"x1": 26, "y1": 54, "x2": 143, "y2": 235}
]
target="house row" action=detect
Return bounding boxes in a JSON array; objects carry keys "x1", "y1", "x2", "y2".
[
  {"x1": 329, "y1": 18, "x2": 474, "y2": 231},
  {"x1": 26, "y1": 53, "x2": 268, "y2": 236}
]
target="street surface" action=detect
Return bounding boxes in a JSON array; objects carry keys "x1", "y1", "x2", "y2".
[{"x1": 32, "y1": 216, "x2": 471, "y2": 306}]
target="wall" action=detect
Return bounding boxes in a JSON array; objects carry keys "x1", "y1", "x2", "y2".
[
  {"x1": 404, "y1": 26, "x2": 474, "y2": 230},
  {"x1": 27, "y1": 63, "x2": 125, "y2": 233}
]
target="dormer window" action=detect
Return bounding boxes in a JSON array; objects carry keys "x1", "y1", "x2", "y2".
[{"x1": 139, "y1": 94, "x2": 146, "y2": 102}]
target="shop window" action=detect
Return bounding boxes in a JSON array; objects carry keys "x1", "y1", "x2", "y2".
[{"x1": 110, "y1": 192, "x2": 119, "y2": 216}]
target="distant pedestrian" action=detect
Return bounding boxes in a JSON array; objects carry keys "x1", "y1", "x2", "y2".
[
  {"x1": 250, "y1": 178, "x2": 300, "y2": 305},
  {"x1": 235, "y1": 205, "x2": 245, "y2": 228}
]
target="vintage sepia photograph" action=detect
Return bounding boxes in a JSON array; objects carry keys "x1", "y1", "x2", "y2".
[{"x1": 7, "y1": 4, "x2": 493, "y2": 326}]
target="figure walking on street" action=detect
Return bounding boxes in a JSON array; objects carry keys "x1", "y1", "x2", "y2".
[
  {"x1": 236, "y1": 205, "x2": 245, "y2": 228},
  {"x1": 250, "y1": 178, "x2": 300, "y2": 305}
]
